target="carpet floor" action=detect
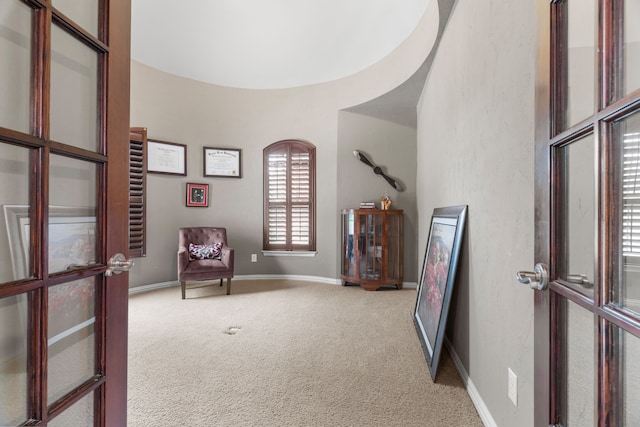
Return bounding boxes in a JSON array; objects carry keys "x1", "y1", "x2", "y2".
[{"x1": 127, "y1": 280, "x2": 482, "y2": 426}]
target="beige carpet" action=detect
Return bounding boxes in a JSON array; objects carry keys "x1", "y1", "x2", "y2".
[{"x1": 127, "y1": 280, "x2": 482, "y2": 426}]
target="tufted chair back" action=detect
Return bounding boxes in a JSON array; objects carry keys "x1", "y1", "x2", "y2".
[{"x1": 178, "y1": 227, "x2": 228, "y2": 248}]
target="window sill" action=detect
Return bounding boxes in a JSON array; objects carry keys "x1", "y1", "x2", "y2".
[{"x1": 262, "y1": 250, "x2": 317, "y2": 257}]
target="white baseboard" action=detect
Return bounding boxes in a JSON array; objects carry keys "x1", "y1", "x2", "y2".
[
  {"x1": 128, "y1": 281, "x2": 179, "y2": 295},
  {"x1": 128, "y1": 276, "x2": 417, "y2": 295},
  {"x1": 233, "y1": 274, "x2": 342, "y2": 285},
  {"x1": 445, "y1": 338, "x2": 496, "y2": 427}
]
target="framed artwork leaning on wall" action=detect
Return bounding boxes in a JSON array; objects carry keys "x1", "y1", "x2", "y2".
[{"x1": 413, "y1": 205, "x2": 467, "y2": 381}]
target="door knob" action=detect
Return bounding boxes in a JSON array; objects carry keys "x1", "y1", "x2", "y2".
[
  {"x1": 516, "y1": 263, "x2": 549, "y2": 291},
  {"x1": 105, "y1": 253, "x2": 134, "y2": 276}
]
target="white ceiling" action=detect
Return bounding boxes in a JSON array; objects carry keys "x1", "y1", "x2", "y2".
[{"x1": 131, "y1": 0, "x2": 430, "y2": 89}]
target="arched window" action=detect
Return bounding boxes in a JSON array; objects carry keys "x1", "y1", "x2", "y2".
[{"x1": 263, "y1": 139, "x2": 316, "y2": 251}]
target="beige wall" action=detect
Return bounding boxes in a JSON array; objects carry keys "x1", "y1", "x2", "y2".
[
  {"x1": 417, "y1": 1, "x2": 536, "y2": 426},
  {"x1": 337, "y1": 111, "x2": 418, "y2": 283},
  {"x1": 128, "y1": 0, "x2": 439, "y2": 288}
]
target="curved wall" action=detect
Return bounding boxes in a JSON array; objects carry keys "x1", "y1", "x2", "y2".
[
  {"x1": 128, "y1": 1, "x2": 439, "y2": 287},
  {"x1": 417, "y1": 0, "x2": 536, "y2": 425}
]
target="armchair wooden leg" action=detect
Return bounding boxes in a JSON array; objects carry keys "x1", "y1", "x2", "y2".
[
  {"x1": 226, "y1": 278, "x2": 231, "y2": 295},
  {"x1": 181, "y1": 281, "x2": 186, "y2": 299},
  {"x1": 219, "y1": 279, "x2": 223, "y2": 287}
]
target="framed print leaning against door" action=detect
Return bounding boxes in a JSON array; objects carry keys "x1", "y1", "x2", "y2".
[{"x1": 413, "y1": 205, "x2": 467, "y2": 381}]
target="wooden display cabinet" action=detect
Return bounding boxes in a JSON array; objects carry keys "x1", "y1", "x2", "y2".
[{"x1": 341, "y1": 209, "x2": 403, "y2": 291}]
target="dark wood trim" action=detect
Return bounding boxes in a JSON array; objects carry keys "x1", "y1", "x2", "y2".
[
  {"x1": 0, "y1": 279, "x2": 43, "y2": 299},
  {"x1": 597, "y1": 318, "x2": 617, "y2": 426},
  {"x1": 550, "y1": 0, "x2": 567, "y2": 136},
  {"x1": 47, "y1": 375, "x2": 106, "y2": 421},
  {"x1": 0, "y1": 128, "x2": 44, "y2": 148},
  {"x1": 103, "y1": 0, "x2": 132, "y2": 425},
  {"x1": 32, "y1": 4, "x2": 47, "y2": 140},
  {"x1": 51, "y1": 9, "x2": 109, "y2": 54},
  {"x1": 28, "y1": 288, "x2": 43, "y2": 422},
  {"x1": 48, "y1": 141, "x2": 108, "y2": 163},
  {"x1": 550, "y1": 292, "x2": 563, "y2": 425}
]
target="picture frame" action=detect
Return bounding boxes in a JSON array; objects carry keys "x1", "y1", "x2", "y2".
[
  {"x1": 186, "y1": 183, "x2": 209, "y2": 207},
  {"x1": 413, "y1": 205, "x2": 467, "y2": 381},
  {"x1": 4, "y1": 205, "x2": 96, "y2": 279},
  {"x1": 147, "y1": 139, "x2": 187, "y2": 176},
  {"x1": 203, "y1": 147, "x2": 242, "y2": 178},
  {"x1": 3, "y1": 204, "x2": 97, "y2": 344}
]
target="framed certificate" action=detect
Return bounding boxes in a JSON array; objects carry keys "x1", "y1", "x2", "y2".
[
  {"x1": 203, "y1": 147, "x2": 242, "y2": 178},
  {"x1": 147, "y1": 139, "x2": 187, "y2": 176}
]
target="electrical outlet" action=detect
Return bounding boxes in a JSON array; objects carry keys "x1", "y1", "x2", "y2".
[
  {"x1": 251, "y1": 254, "x2": 257, "y2": 263},
  {"x1": 508, "y1": 368, "x2": 518, "y2": 406}
]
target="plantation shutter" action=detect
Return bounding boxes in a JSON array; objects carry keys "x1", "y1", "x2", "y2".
[
  {"x1": 264, "y1": 140, "x2": 315, "y2": 251},
  {"x1": 291, "y1": 149, "x2": 311, "y2": 245},
  {"x1": 129, "y1": 127, "x2": 147, "y2": 258},
  {"x1": 623, "y1": 132, "x2": 640, "y2": 257},
  {"x1": 267, "y1": 150, "x2": 288, "y2": 246}
]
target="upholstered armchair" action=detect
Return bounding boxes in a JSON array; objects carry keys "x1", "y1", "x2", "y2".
[{"x1": 177, "y1": 227, "x2": 235, "y2": 299}]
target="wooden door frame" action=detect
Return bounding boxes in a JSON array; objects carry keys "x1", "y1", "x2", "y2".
[{"x1": 103, "y1": 0, "x2": 131, "y2": 425}]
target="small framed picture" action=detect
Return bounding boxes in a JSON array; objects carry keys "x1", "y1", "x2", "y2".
[
  {"x1": 186, "y1": 183, "x2": 209, "y2": 207},
  {"x1": 203, "y1": 147, "x2": 242, "y2": 178}
]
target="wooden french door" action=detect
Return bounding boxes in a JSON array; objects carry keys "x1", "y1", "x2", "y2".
[
  {"x1": 0, "y1": 1, "x2": 131, "y2": 425},
  {"x1": 535, "y1": 0, "x2": 640, "y2": 425}
]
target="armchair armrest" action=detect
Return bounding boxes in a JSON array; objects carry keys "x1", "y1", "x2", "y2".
[
  {"x1": 221, "y1": 246, "x2": 234, "y2": 274},
  {"x1": 177, "y1": 247, "x2": 189, "y2": 273}
]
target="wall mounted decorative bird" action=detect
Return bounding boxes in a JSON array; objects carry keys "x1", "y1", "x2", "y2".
[{"x1": 353, "y1": 150, "x2": 405, "y2": 192}]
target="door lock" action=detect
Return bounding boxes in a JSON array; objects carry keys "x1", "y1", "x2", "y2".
[{"x1": 516, "y1": 263, "x2": 549, "y2": 291}]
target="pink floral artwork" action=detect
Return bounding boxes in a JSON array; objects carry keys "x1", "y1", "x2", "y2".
[{"x1": 416, "y1": 221, "x2": 456, "y2": 350}]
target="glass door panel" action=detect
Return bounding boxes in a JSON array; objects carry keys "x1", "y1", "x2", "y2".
[
  {"x1": 50, "y1": 25, "x2": 98, "y2": 151},
  {"x1": 562, "y1": 298, "x2": 596, "y2": 426},
  {"x1": 49, "y1": 155, "x2": 97, "y2": 274},
  {"x1": 47, "y1": 278, "x2": 96, "y2": 404},
  {"x1": 561, "y1": 134, "x2": 596, "y2": 297},
  {"x1": 566, "y1": 0, "x2": 597, "y2": 130},
  {"x1": 623, "y1": 0, "x2": 640, "y2": 97},
  {"x1": 0, "y1": 294, "x2": 28, "y2": 426},
  {"x1": 614, "y1": 110, "x2": 640, "y2": 314},
  {"x1": 0, "y1": 1, "x2": 31, "y2": 133},
  {"x1": 622, "y1": 328, "x2": 640, "y2": 425},
  {"x1": 342, "y1": 211, "x2": 354, "y2": 278},
  {"x1": 0, "y1": 143, "x2": 31, "y2": 283},
  {"x1": 48, "y1": 391, "x2": 94, "y2": 427},
  {"x1": 52, "y1": 0, "x2": 99, "y2": 38},
  {"x1": 386, "y1": 213, "x2": 402, "y2": 280},
  {"x1": 359, "y1": 213, "x2": 382, "y2": 280}
]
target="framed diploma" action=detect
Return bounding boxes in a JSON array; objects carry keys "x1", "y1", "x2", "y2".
[
  {"x1": 203, "y1": 147, "x2": 242, "y2": 178},
  {"x1": 147, "y1": 139, "x2": 187, "y2": 176}
]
